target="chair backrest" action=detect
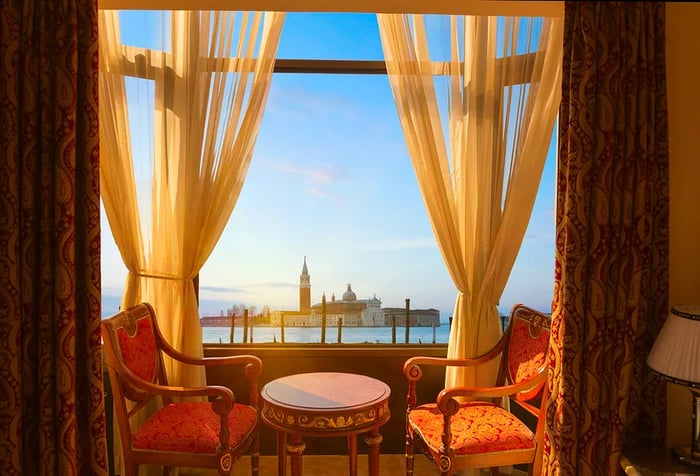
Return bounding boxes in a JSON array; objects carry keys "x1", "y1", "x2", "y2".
[
  {"x1": 102, "y1": 303, "x2": 168, "y2": 406},
  {"x1": 501, "y1": 304, "x2": 551, "y2": 403}
]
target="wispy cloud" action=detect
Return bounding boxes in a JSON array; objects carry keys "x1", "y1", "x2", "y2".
[
  {"x1": 202, "y1": 282, "x2": 297, "y2": 293},
  {"x1": 246, "y1": 282, "x2": 298, "y2": 290},
  {"x1": 259, "y1": 158, "x2": 349, "y2": 205},
  {"x1": 271, "y1": 161, "x2": 345, "y2": 185},
  {"x1": 540, "y1": 207, "x2": 555, "y2": 218},
  {"x1": 362, "y1": 238, "x2": 437, "y2": 252},
  {"x1": 266, "y1": 86, "x2": 359, "y2": 123},
  {"x1": 306, "y1": 187, "x2": 335, "y2": 198},
  {"x1": 523, "y1": 231, "x2": 555, "y2": 243},
  {"x1": 198, "y1": 281, "x2": 300, "y2": 313},
  {"x1": 199, "y1": 285, "x2": 246, "y2": 294}
]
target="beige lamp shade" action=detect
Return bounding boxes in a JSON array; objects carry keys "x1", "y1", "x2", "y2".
[{"x1": 647, "y1": 305, "x2": 700, "y2": 389}]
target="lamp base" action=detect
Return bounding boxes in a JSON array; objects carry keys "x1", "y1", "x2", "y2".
[{"x1": 672, "y1": 445, "x2": 700, "y2": 466}]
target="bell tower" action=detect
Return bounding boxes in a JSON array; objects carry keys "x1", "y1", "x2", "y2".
[{"x1": 299, "y1": 256, "x2": 311, "y2": 313}]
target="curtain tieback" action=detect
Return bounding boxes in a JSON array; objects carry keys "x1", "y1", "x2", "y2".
[{"x1": 131, "y1": 272, "x2": 192, "y2": 282}]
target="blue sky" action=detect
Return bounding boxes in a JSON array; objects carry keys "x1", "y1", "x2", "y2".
[{"x1": 100, "y1": 12, "x2": 556, "y2": 321}]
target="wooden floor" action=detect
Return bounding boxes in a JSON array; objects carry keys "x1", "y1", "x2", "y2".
[
  {"x1": 226, "y1": 454, "x2": 437, "y2": 475},
  {"x1": 220, "y1": 454, "x2": 527, "y2": 475}
]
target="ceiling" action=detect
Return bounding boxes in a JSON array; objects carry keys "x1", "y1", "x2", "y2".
[{"x1": 98, "y1": 0, "x2": 563, "y2": 16}]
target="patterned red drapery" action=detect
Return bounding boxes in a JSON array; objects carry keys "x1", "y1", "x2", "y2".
[
  {"x1": 543, "y1": 2, "x2": 669, "y2": 475},
  {"x1": 0, "y1": 0, "x2": 107, "y2": 475}
]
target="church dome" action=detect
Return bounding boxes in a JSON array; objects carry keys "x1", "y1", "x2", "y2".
[{"x1": 342, "y1": 284, "x2": 357, "y2": 302}]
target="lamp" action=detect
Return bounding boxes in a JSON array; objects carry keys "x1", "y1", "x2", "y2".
[{"x1": 647, "y1": 304, "x2": 700, "y2": 466}]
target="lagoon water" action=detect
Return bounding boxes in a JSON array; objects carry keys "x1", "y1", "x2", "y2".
[{"x1": 203, "y1": 324, "x2": 453, "y2": 344}]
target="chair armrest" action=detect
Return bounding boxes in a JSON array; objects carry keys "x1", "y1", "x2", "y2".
[
  {"x1": 435, "y1": 370, "x2": 546, "y2": 415},
  {"x1": 160, "y1": 343, "x2": 262, "y2": 373},
  {"x1": 111, "y1": 362, "x2": 235, "y2": 406},
  {"x1": 158, "y1": 347, "x2": 263, "y2": 404},
  {"x1": 403, "y1": 339, "x2": 506, "y2": 382}
]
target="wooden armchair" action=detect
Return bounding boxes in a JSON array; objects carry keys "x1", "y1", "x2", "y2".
[
  {"x1": 404, "y1": 303, "x2": 551, "y2": 476},
  {"x1": 101, "y1": 302, "x2": 262, "y2": 476}
]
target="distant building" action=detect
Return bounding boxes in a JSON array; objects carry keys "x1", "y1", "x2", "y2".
[
  {"x1": 200, "y1": 315, "x2": 234, "y2": 327},
  {"x1": 381, "y1": 307, "x2": 440, "y2": 327},
  {"x1": 268, "y1": 257, "x2": 313, "y2": 326},
  {"x1": 307, "y1": 285, "x2": 383, "y2": 327},
  {"x1": 299, "y1": 256, "x2": 311, "y2": 313},
  {"x1": 267, "y1": 258, "x2": 440, "y2": 327}
]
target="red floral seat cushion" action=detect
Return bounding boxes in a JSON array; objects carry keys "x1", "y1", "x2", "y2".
[
  {"x1": 408, "y1": 401, "x2": 534, "y2": 455},
  {"x1": 133, "y1": 402, "x2": 257, "y2": 453}
]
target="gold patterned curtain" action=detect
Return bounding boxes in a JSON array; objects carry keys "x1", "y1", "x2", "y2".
[
  {"x1": 543, "y1": 2, "x2": 668, "y2": 474},
  {"x1": 0, "y1": 1, "x2": 107, "y2": 475}
]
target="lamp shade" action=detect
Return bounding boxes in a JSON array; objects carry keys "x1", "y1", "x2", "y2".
[{"x1": 647, "y1": 305, "x2": 700, "y2": 389}]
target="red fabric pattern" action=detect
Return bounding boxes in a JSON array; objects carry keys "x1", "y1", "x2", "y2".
[
  {"x1": 117, "y1": 317, "x2": 157, "y2": 382},
  {"x1": 508, "y1": 319, "x2": 549, "y2": 384},
  {"x1": 544, "y1": 3, "x2": 669, "y2": 475},
  {"x1": 133, "y1": 402, "x2": 257, "y2": 453},
  {"x1": 409, "y1": 402, "x2": 534, "y2": 455},
  {"x1": 0, "y1": 0, "x2": 106, "y2": 475}
]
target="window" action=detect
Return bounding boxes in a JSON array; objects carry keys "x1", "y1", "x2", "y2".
[{"x1": 99, "y1": 11, "x2": 556, "y2": 344}]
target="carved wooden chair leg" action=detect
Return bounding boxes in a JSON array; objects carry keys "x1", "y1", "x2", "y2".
[
  {"x1": 405, "y1": 435, "x2": 415, "y2": 476},
  {"x1": 251, "y1": 431, "x2": 260, "y2": 476}
]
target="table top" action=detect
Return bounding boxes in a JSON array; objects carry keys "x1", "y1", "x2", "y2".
[
  {"x1": 260, "y1": 372, "x2": 391, "y2": 434},
  {"x1": 262, "y1": 372, "x2": 390, "y2": 411}
]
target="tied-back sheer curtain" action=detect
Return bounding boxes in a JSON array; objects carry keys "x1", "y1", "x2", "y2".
[
  {"x1": 99, "y1": 9, "x2": 285, "y2": 387},
  {"x1": 377, "y1": 14, "x2": 562, "y2": 388}
]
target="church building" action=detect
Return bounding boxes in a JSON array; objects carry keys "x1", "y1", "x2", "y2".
[{"x1": 268, "y1": 257, "x2": 438, "y2": 327}]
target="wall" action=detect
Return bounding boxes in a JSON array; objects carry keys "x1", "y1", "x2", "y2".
[
  {"x1": 204, "y1": 344, "x2": 450, "y2": 455},
  {"x1": 665, "y1": 3, "x2": 700, "y2": 449}
]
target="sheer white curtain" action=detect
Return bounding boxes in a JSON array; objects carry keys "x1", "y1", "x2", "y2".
[
  {"x1": 99, "y1": 9, "x2": 285, "y2": 387},
  {"x1": 378, "y1": 14, "x2": 562, "y2": 388}
]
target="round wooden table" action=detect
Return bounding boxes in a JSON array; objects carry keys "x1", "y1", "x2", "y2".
[{"x1": 260, "y1": 372, "x2": 391, "y2": 476}]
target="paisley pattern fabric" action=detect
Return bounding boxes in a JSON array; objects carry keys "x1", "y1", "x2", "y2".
[
  {"x1": 409, "y1": 402, "x2": 534, "y2": 455},
  {"x1": 133, "y1": 402, "x2": 257, "y2": 454},
  {"x1": 117, "y1": 317, "x2": 158, "y2": 382},
  {"x1": 508, "y1": 318, "x2": 549, "y2": 384},
  {"x1": 0, "y1": 1, "x2": 106, "y2": 475},
  {"x1": 544, "y1": 3, "x2": 669, "y2": 475}
]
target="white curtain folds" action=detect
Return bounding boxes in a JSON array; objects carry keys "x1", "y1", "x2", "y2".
[
  {"x1": 377, "y1": 14, "x2": 562, "y2": 389},
  {"x1": 99, "y1": 9, "x2": 285, "y2": 388}
]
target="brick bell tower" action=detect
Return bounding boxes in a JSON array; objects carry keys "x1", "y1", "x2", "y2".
[{"x1": 299, "y1": 256, "x2": 311, "y2": 313}]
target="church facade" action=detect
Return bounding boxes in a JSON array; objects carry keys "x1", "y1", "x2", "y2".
[{"x1": 269, "y1": 257, "x2": 440, "y2": 327}]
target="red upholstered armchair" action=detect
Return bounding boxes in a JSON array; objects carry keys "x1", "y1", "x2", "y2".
[
  {"x1": 404, "y1": 304, "x2": 551, "y2": 476},
  {"x1": 101, "y1": 302, "x2": 262, "y2": 476}
]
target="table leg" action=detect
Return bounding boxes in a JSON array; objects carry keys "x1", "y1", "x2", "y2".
[
  {"x1": 347, "y1": 434, "x2": 358, "y2": 476},
  {"x1": 286, "y1": 433, "x2": 305, "y2": 476},
  {"x1": 364, "y1": 428, "x2": 383, "y2": 476},
  {"x1": 276, "y1": 431, "x2": 287, "y2": 476}
]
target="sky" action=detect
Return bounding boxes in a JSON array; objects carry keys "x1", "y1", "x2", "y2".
[{"x1": 100, "y1": 12, "x2": 557, "y2": 322}]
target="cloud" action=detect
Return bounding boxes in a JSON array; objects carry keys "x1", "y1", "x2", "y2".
[
  {"x1": 523, "y1": 230, "x2": 555, "y2": 243},
  {"x1": 269, "y1": 160, "x2": 346, "y2": 185},
  {"x1": 201, "y1": 282, "x2": 296, "y2": 294},
  {"x1": 246, "y1": 282, "x2": 298, "y2": 290},
  {"x1": 198, "y1": 282, "x2": 299, "y2": 311},
  {"x1": 266, "y1": 86, "x2": 359, "y2": 123},
  {"x1": 258, "y1": 158, "x2": 349, "y2": 205},
  {"x1": 199, "y1": 285, "x2": 246, "y2": 294},
  {"x1": 306, "y1": 187, "x2": 333, "y2": 198},
  {"x1": 362, "y1": 238, "x2": 437, "y2": 252},
  {"x1": 540, "y1": 207, "x2": 555, "y2": 218}
]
